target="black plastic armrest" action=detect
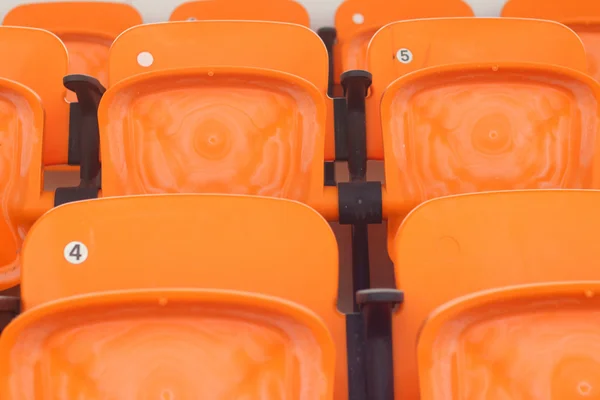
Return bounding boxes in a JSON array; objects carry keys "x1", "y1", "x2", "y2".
[
  {"x1": 63, "y1": 74, "x2": 106, "y2": 109},
  {"x1": 63, "y1": 74, "x2": 106, "y2": 185}
]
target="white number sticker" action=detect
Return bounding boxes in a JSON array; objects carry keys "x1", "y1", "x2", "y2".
[
  {"x1": 396, "y1": 48, "x2": 413, "y2": 64},
  {"x1": 64, "y1": 241, "x2": 89, "y2": 265}
]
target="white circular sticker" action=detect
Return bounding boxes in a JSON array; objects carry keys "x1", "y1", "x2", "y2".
[
  {"x1": 137, "y1": 51, "x2": 154, "y2": 67},
  {"x1": 64, "y1": 241, "x2": 89, "y2": 265},
  {"x1": 352, "y1": 13, "x2": 364, "y2": 25},
  {"x1": 396, "y1": 48, "x2": 414, "y2": 64}
]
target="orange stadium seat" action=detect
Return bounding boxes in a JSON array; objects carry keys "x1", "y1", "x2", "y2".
[
  {"x1": 170, "y1": 0, "x2": 310, "y2": 26},
  {"x1": 0, "y1": 27, "x2": 69, "y2": 290},
  {"x1": 502, "y1": 0, "x2": 600, "y2": 82},
  {"x1": 392, "y1": 190, "x2": 600, "y2": 398},
  {"x1": 1, "y1": 194, "x2": 341, "y2": 399},
  {"x1": 98, "y1": 21, "x2": 337, "y2": 218},
  {"x1": 4, "y1": 1, "x2": 142, "y2": 100},
  {"x1": 418, "y1": 281, "x2": 600, "y2": 399},
  {"x1": 333, "y1": 0, "x2": 473, "y2": 81},
  {"x1": 364, "y1": 18, "x2": 600, "y2": 256}
]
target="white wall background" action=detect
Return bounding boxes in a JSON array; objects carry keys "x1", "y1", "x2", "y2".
[{"x1": 0, "y1": 0, "x2": 510, "y2": 30}]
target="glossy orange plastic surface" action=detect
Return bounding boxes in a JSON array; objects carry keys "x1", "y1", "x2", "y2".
[
  {"x1": 502, "y1": 1, "x2": 600, "y2": 83},
  {"x1": 392, "y1": 190, "x2": 600, "y2": 399},
  {"x1": 101, "y1": 22, "x2": 336, "y2": 216},
  {"x1": 418, "y1": 282, "x2": 600, "y2": 399},
  {"x1": 170, "y1": 0, "x2": 310, "y2": 26},
  {"x1": 0, "y1": 289, "x2": 335, "y2": 399},
  {"x1": 21, "y1": 194, "x2": 347, "y2": 399},
  {"x1": 4, "y1": 2, "x2": 142, "y2": 101},
  {"x1": 0, "y1": 27, "x2": 70, "y2": 290},
  {"x1": 367, "y1": 18, "x2": 590, "y2": 159},
  {"x1": 0, "y1": 79, "x2": 44, "y2": 290},
  {"x1": 334, "y1": 0, "x2": 473, "y2": 79},
  {"x1": 381, "y1": 63, "x2": 600, "y2": 245},
  {"x1": 0, "y1": 27, "x2": 69, "y2": 166}
]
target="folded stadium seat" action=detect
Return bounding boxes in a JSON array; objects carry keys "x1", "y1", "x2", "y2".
[
  {"x1": 0, "y1": 194, "x2": 340, "y2": 399},
  {"x1": 170, "y1": 0, "x2": 310, "y2": 26},
  {"x1": 391, "y1": 190, "x2": 600, "y2": 399},
  {"x1": 332, "y1": 0, "x2": 473, "y2": 85},
  {"x1": 3, "y1": 1, "x2": 142, "y2": 102},
  {"x1": 98, "y1": 21, "x2": 337, "y2": 218},
  {"x1": 0, "y1": 27, "x2": 72, "y2": 290},
  {"x1": 502, "y1": 0, "x2": 600, "y2": 82},
  {"x1": 418, "y1": 281, "x2": 600, "y2": 399},
  {"x1": 364, "y1": 18, "x2": 600, "y2": 257}
]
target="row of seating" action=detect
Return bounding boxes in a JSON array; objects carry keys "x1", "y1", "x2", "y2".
[
  {"x1": 2, "y1": 190, "x2": 599, "y2": 399},
  {"x1": 0, "y1": 1, "x2": 599, "y2": 398},
  {"x1": 4, "y1": 1, "x2": 600, "y2": 90},
  {"x1": 2, "y1": 16, "x2": 597, "y2": 289}
]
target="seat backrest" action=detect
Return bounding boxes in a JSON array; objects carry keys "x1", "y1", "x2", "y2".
[
  {"x1": 334, "y1": 0, "x2": 473, "y2": 78},
  {"x1": 417, "y1": 281, "x2": 600, "y2": 400},
  {"x1": 368, "y1": 19, "x2": 600, "y2": 250},
  {"x1": 21, "y1": 193, "x2": 347, "y2": 399},
  {"x1": 0, "y1": 27, "x2": 69, "y2": 289},
  {"x1": 99, "y1": 21, "x2": 335, "y2": 215},
  {"x1": 0, "y1": 77, "x2": 44, "y2": 290},
  {"x1": 502, "y1": 0, "x2": 600, "y2": 82},
  {"x1": 0, "y1": 289, "x2": 335, "y2": 399},
  {"x1": 367, "y1": 17, "x2": 590, "y2": 159},
  {"x1": 391, "y1": 190, "x2": 600, "y2": 399},
  {"x1": 170, "y1": 0, "x2": 310, "y2": 26},
  {"x1": 0, "y1": 27, "x2": 69, "y2": 166},
  {"x1": 4, "y1": 1, "x2": 142, "y2": 98}
]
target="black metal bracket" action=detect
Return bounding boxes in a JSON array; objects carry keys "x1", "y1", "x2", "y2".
[
  {"x1": 345, "y1": 311, "x2": 368, "y2": 400},
  {"x1": 0, "y1": 296, "x2": 20, "y2": 334},
  {"x1": 338, "y1": 180, "x2": 383, "y2": 310},
  {"x1": 338, "y1": 181, "x2": 382, "y2": 225},
  {"x1": 57, "y1": 74, "x2": 105, "y2": 206},
  {"x1": 357, "y1": 288, "x2": 404, "y2": 400}
]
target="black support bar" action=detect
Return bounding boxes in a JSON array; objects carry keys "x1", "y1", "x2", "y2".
[
  {"x1": 317, "y1": 27, "x2": 337, "y2": 97},
  {"x1": 357, "y1": 289, "x2": 404, "y2": 400},
  {"x1": 345, "y1": 312, "x2": 368, "y2": 400}
]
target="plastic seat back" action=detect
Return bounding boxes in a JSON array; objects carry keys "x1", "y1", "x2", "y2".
[
  {"x1": 99, "y1": 21, "x2": 335, "y2": 216},
  {"x1": 418, "y1": 281, "x2": 600, "y2": 399},
  {"x1": 20, "y1": 194, "x2": 347, "y2": 399},
  {"x1": 4, "y1": 2, "x2": 142, "y2": 101},
  {"x1": 367, "y1": 19, "x2": 600, "y2": 252},
  {"x1": 503, "y1": 0, "x2": 600, "y2": 82},
  {"x1": 368, "y1": 17, "x2": 590, "y2": 159},
  {"x1": 392, "y1": 190, "x2": 600, "y2": 399},
  {"x1": 0, "y1": 27, "x2": 68, "y2": 290},
  {"x1": 0, "y1": 289, "x2": 334, "y2": 399},
  {"x1": 334, "y1": 0, "x2": 473, "y2": 79},
  {"x1": 170, "y1": 0, "x2": 310, "y2": 26}
]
